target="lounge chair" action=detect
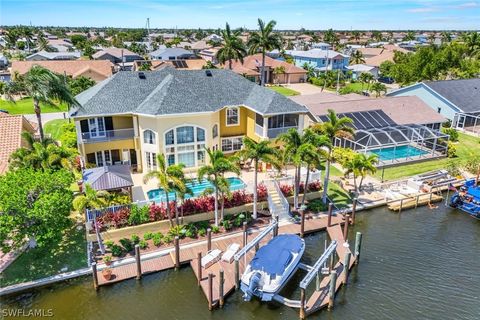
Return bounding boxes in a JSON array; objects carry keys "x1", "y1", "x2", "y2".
[
  {"x1": 221, "y1": 243, "x2": 240, "y2": 263},
  {"x1": 201, "y1": 249, "x2": 222, "y2": 269}
]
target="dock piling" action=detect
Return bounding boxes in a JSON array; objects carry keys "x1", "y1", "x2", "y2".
[
  {"x1": 92, "y1": 262, "x2": 98, "y2": 290},
  {"x1": 399, "y1": 199, "x2": 404, "y2": 213},
  {"x1": 243, "y1": 222, "x2": 248, "y2": 247},
  {"x1": 343, "y1": 252, "x2": 351, "y2": 284},
  {"x1": 135, "y1": 245, "x2": 142, "y2": 280},
  {"x1": 351, "y1": 198, "x2": 357, "y2": 225},
  {"x1": 343, "y1": 214, "x2": 350, "y2": 241},
  {"x1": 300, "y1": 209, "x2": 305, "y2": 238},
  {"x1": 197, "y1": 252, "x2": 202, "y2": 286},
  {"x1": 207, "y1": 228, "x2": 212, "y2": 251},
  {"x1": 327, "y1": 203, "x2": 333, "y2": 227},
  {"x1": 415, "y1": 195, "x2": 419, "y2": 208},
  {"x1": 274, "y1": 215, "x2": 279, "y2": 237},
  {"x1": 208, "y1": 273, "x2": 213, "y2": 311},
  {"x1": 328, "y1": 271, "x2": 337, "y2": 310},
  {"x1": 174, "y1": 236, "x2": 180, "y2": 270},
  {"x1": 299, "y1": 287, "x2": 306, "y2": 319},
  {"x1": 219, "y1": 269, "x2": 225, "y2": 307},
  {"x1": 234, "y1": 259, "x2": 240, "y2": 290},
  {"x1": 354, "y1": 232, "x2": 363, "y2": 264}
]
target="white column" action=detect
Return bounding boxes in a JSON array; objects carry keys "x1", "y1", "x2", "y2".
[
  {"x1": 133, "y1": 115, "x2": 139, "y2": 136},
  {"x1": 263, "y1": 117, "x2": 268, "y2": 139},
  {"x1": 298, "y1": 114, "x2": 305, "y2": 132}
]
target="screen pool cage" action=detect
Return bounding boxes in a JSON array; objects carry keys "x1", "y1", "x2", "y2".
[
  {"x1": 334, "y1": 124, "x2": 450, "y2": 166},
  {"x1": 453, "y1": 112, "x2": 480, "y2": 136}
]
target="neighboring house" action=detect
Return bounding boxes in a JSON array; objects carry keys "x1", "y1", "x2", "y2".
[
  {"x1": 26, "y1": 51, "x2": 81, "y2": 61},
  {"x1": 283, "y1": 49, "x2": 350, "y2": 71},
  {"x1": 198, "y1": 48, "x2": 219, "y2": 64},
  {"x1": 11, "y1": 60, "x2": 114, "y2": 82},
  {"x1": 149, "y1": 47, "x2": 196, "y2": 60},
  {"x1": 92, "y1": 47, "x2": 142, "y2": 64},
  {"x1": 0, "y1": 112, "x2": 36, "y2": 175},
  {"x1": 132, "y1": 59, "x2": 207, "y2": 71},
  {"x1": 70, "y1": 68, "x2": 308, "y2": 171},
  {"x1": 224, "y1": 54, "x2": 307, "y2": 84},
  {"x1": 204, "y1": 34, "x2": 222, "y2": 43},
  {"x1": 387, "y1": 79, "x2": 480, "y2": 135},
  {"x1": 0, "y1": 55, "x2": 8, "y2": 69},
  {"x1": 359, "y1": 45, "x2": 409, "y2": 67},
  {"x1": 311, "y1": 42, "x2": 332, "y2": 50},
  {"x1": 190, "y1": 40, "x2": 210, "y2": 53},
  {"x1": 47, "y1": 38, "x2": 74, "y2": 52},
  {"x1": 0, "y1": 71, "x2": 11, "y2": 82},
  {"x1": 346, "y1": 64, "x2": 379, "y2": 79}
]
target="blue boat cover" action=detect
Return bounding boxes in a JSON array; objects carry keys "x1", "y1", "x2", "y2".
[
  {"x1": 250, "y1": 234, "x2": 303, "y2": 276},
  {"x1": 467, "y1": 187, "x2": 480, "y2": 200}
]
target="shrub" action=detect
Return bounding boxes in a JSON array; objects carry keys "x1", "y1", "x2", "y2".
[
  {"x1": 185, "y1": 229, "x2": 197, "y2": 238},
  {"x1": 152, "y1": 233, "x2": 163, "y2": 246},
  {"x1": 279, "y1": 184, "x2": 294, "y2": 197},
  {"x1": 233, "y1": 213, "x2": 246, "y2": 227},
  {"x1": 139, "y1": 240, "x2": 148, "y2": 249},
  {"x1": 131, "y1": 234, "x2": 140, "y2": 244},
  {"x1": 110, "y1": 244, "x2": 124, "y2": 257},
  {"x1": 103, "y1": 255, "x2": 112, "y2": 264},
  {"x1": 144, "y1": 232, "x2": 154, "y2": 240},
  {"x1": 446, "y1": 160, "x2": 461, "y2": 177},
  {"x1": 197, "y1": 228, "x2": 207, "y2": 237},
  {"x1": 149, "y1": 204, "x2": 166, "y2": 221},
  {"x1": 447, "y1": 141, "x2": 457, "y2": 158},
  {"x1": 464, "y1": 158, "x2": 480, "y2": 174},
  {"x1": 128, "y1": 205, "x2": 150, "y2": 226},
  {"x1": 163, "y1": 235, "x2": 174, "y2": 244},
  {"x1": 221, "y1": 219, "x2": 232, "y2": 231},
  {"x1": 104, "y1": 240, "x2": 114, "y2": 249},
  {"x1": 307, "y1": 199, "x2": 328, "y2": 212},
  {"x1": 168, "y1": 225, "x2": 186, "y2": 238},
  {"x1": 332, "y1": 147, "x2": 357, "y2": 167},
  {"x1": 100, "y1": 207, "x2": 130, "y2": 229},
  {"x1": 119, "y1": 238, "x2": 133, "y2": 252},
  {"x1": 442, "y1": 127, "x2": 459, "y2": 142},
  {"x1": 257, "y1": 184, "x2": 268, "y2": 201},
  {"x1": 211, "y1": 225, "x2": 220, "y2": 233}
]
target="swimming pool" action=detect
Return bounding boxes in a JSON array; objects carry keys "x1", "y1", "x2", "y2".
[
  {"x1": 369, "y1": 145, "x2": 429, "y2": 161},
  {"x1": 147, "y1": 177, "x2": 246, "y2": 202}
]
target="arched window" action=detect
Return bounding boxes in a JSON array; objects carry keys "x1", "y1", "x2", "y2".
[
  {"x1": 212, "y1": 124, "x2": 218, "y2": 138},
  {"x1": 164, "y1": 125, "x2": 206, "y2": 168},
  {"x1": 143, "y1": 130, "x2": 156, "y2": 144}
]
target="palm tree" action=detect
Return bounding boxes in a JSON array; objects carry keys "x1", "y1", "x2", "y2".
[
  {"x1": 248, "y1": 19, "x2": 282, "y2": 86},
  {"x1": 272, "y1": 66, "x2": 286, "y2": 84},
  {"x1": 4, "y1": 65, "x2": 79, "y2": 142},
  {"x1": 166, "y1": 163, "x2": 188, "y2": 225},
  {"x1": 198, "y1": 148, "x2": 240, "y2": 226},
  {"x1": 350, "y1": 50, "x2": 365, "y2": 64},
  {"x1": 302, "y1": 63, "x2": 316, "y2": 81},
  {"x1": 462, "y1": 32, "x2": 480, "y2": 57},
  {"x1": 216, "y1": 23, "x2": 247, "y2": 70},
  {"x1": 370, "y1": 81, "x2": 387, "y2": 97},
  {"x1": 143, "y1": 154, "x2": 186, "y2": 226},
  {"x1": 351, "y1": 31, "x2": 361, "y2": 43},
  {"x1": 441, "y1": 31, "x2": 452, "y2": 43},
  {"x1": 358, "y1": 72, "x2": 374, "y2": 91},
  {"x1": 237, "y1": 137, "x2": 278, "y2": 219},
  {"x1": 312, "y1": 109, "x2": 354, "y2": 204},
  {"x1": 344, "y1": 153, "x2": 378, "y2": 193}
]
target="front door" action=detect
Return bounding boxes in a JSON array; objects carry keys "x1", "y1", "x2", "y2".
[{"x1": 122, "y1": 149, "x2": 130, "y2": 164}]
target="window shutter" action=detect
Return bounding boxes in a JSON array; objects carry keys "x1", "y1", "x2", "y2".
[
  {"x1": 80, "y1": 120, "x2": 89, "y2": 133},
  {"x1": 104, "y1": 117, "x2": 113, "y2": 131}
]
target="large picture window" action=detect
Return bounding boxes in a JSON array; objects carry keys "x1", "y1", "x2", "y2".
[
  {"x1": 143, "y1": 129, "x2": 156, "y2": 144},
  {"x1": 164, "y1": 125, "x2": 206, "y2": 168},
  {"x1": 226, "y1": 107, "x2": 239, "y2": 126},
  {"x1": 221, "y1": 137, "x2": 243, "y2": 153}
]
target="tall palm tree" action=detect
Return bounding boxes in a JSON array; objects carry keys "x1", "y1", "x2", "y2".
[
  {"x1": 216, "y1": 23, "x2": 247, "y2": 70},
  {"x1": 350, "y1": 50, "x2": 365, "y2": 65},
  {"x1": 237, "y1": 137, "x2": 278, "y2": 219},
  {"x1": 312, "y1": 109, "x2": 354, "y2": 204},
  {"x1": 143, "y1": 154, "x2": 186, "y2": 226},
  {"x1": 358, "y1": 72, "x2": 374, "y2": 91},
  {"x1": 462, "y1": 32, "x2": 480, "y2": 57},
  {"x1": 248, "y1": 19, "x2": 282, "y2": 86},
  {"x1": 166, "y1": 163, "x2": 188, "y2": 225},
  {"x1": 4, "y1": 65, "x2": 79, "y2": 142},
  {"x1": 344, "y1": 153, "x2": 378, "y2": 193},
  {"x1": 198, "y1": 148, "x2": 240, "y2": 226}
]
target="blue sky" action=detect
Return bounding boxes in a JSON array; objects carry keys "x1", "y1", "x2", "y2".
[{"x1": 2, "y1": 0, "x2": 479, "y2": 30}]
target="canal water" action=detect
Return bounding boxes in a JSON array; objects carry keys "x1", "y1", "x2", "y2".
[{"x1": 2, "y1": 205, "x2": 479, "y2": 320}]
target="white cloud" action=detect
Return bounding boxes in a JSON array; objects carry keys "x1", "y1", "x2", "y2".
[
  {"x1": 454, "y1": 2, "x2": 479, "y2": 9},
  {"x1": 407, "y1": 7, "x2": 438, "y2": 13}
]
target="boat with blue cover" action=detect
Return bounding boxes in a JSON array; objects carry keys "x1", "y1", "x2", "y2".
[
  {"x1": 241, "y1": 234, "x2": 305, "y2": 302},
  {"x1": 450, "y1": 178, "x2": 480, "y2": 219}
]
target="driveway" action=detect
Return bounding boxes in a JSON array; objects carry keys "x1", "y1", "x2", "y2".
[
  {"x1": 283, "y1": 83, "x2": 326, "y2": 95},
  {"x1": 24, "y1": 112, "x2": 68, "y2": 124}
]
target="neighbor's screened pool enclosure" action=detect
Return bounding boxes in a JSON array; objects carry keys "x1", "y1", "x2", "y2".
[
  {"x1": 453, "y1": 112, "x2": 480, "y2": 137},
  {"x1": 320, "y1": 110, "x2": 450, "y2": 166}
]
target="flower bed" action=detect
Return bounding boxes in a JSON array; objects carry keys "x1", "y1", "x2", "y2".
[{"x1": 279, "y1": 181, "x2": 322, "y2": 197}]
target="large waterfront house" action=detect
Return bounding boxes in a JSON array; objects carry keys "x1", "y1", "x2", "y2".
[
  {"x1": 387, "y1": 79, "x2": 480, "y2": 136},
  {"x1": 282, "y1": 49, "x2": 350, "y2": 71},
  {"x1": 70, "y1": 68, "x2": 309, "y2": 172}
]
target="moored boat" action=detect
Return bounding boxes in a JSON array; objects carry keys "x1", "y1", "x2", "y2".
[
  {"x1": 241, "y1": 234, "x2": 305, "y2": 302},
  {"x1": 450, "y1": 178, "x2": 480, "y2": 219}
]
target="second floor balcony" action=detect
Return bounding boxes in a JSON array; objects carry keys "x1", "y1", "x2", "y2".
[{"x1": 80, "y1": 128, "x2": 136, "y2": 144}]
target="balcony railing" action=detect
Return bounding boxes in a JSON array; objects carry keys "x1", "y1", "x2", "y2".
[
  {"x1": 255, "y1": 124, "x2": 263, "y2": 136},
  {"x1": 267, "y1": 126, "x2": 298, "y2": 139},
  {"x1": 81, "y1": 129, "x2": 135, "y2": 143}
]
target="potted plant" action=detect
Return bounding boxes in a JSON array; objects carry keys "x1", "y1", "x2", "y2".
[
  {"x1": 102, "y1": 267, "x2": 113, "y2": 280},
  {"x1": 104, "y1": 255, "x2": 112, "y2": 266}
]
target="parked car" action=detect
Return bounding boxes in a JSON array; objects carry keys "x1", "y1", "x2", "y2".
[{"x1": 378, "y1": 76, "x2": 394, "y2": 84}]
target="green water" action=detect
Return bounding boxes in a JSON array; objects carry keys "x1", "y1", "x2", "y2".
[{"x1": 2, "y1": 205, "x2": 479, "y2": 320}]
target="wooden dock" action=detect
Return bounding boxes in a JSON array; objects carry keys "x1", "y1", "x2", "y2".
[{"x1": 388, "y1": 193, "x2": 443, "y2": 212}]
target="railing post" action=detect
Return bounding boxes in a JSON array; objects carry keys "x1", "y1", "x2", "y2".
[
  {"x1": 351, "y1": 198, "x2": 357, "y2": 225},
  {"x1": 300, "y1": 209, "x2": 305, "y2": 238},
  {"x1": 343, "y1": 252, "x2": 351, "y2": 285},
  {"x1": 343, "y1": 214, "x2": 350, "y2": 241},
  {"x1": 174, "y1": 236, "x2": 180, "y2": 270},
  {"x1": 219, "y1": 269, "x2": 225, "y2": 308},
  {"x1": 243, "y1": 222, "x2": 248, "y2": 247},
  {"x1": 328, "y1": 271, "x2": 337, "y2": 310},
  {"x1": 327, "y1": 203, "x2": 333, "y2": 227},
  {"x1": 92, "y1": 262, "x2": 99, "y2": 290},
  {"x1": 354, "y1": 232, "x2": 363, "y2": 264},
  {"x1": 197, "y1": 252, "x2": 202, "y2": 286},
  {"x1": 234, "y1": 259, "x2": 240, "y2": 290},
  {"x1": 299, "y1": 287, "x2": 306, "y2": 319},
  {"x1": 208, "y1": 273, "x2": 213, "y2": 311},
  {"x1": 207, "y1": 228, "x2": 212, "y2": 251},
  {"x1": 135, "y1": 245, "x2": 142, "y2": 280},
  {"x1": 274, "y1": 214, "x2": 279, "y2": 237}
]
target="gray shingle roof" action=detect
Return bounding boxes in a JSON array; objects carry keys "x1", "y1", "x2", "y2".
[
  {"x1": 425, "y1": 79, "x2": 480, "y2": 113},
  {"x1": 73, "y1": 68, "x2": 307, "y2": 117},
  {"x1": 83, "y1": 165, "x2": 133, "y2": 191}
]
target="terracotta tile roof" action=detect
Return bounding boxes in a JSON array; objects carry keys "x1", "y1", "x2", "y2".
[
  {"x1": 360, "y1": 45, "x2": 410, "y2": 67},
  {"x1": 0, "y1": 112, "x2": 35, "y2": 175},
  {"x1": 11, "y1": 60, "x2": 114, "y2": 80},
  {"x1": 225, "y1": 54, "x2": 307, "y2": 75}
]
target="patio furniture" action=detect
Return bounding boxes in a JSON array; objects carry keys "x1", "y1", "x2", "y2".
[
  {"x1": 221, "y1": 243, "x2": 240, "y2": 263},
  {"x1": 201, "y1": 249, "x2": 222, "y2": 269}
]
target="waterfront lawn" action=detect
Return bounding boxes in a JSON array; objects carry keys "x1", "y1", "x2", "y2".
[
  {"x1": 1, "y1": 225, "x2": 87, "y2": 287},
  {"x1": 268, "y1": 86, "x2": 300, "y2": 96},
  {"x1": 306, "y1": 181, "x2": 352, "y2": 212},
  {"x1": 375, "y1": 133, "x2": 480, "y2": 181},
  {"x1": 44, "y1": 119, "x2": 68, "y2": 140},
  {"x1": 0, "y1": 98, "x2": 68, "y2": 115}
]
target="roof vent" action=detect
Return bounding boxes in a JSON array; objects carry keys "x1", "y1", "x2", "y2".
[
  {"x1": 205, "y1": 70, "x2": 213, "y2": 77},
  {"x1": 138, "y1": 72, "x2": 146, "y2": 79}
]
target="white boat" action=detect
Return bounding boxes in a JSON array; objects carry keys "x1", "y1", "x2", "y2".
[{"x1": 241, "y1": 234, "x2": 305, "y2": 302}]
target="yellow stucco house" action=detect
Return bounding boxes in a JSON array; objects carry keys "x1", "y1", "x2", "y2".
[{"x1": 70, "y1": 68, "x2": 309, "y2": 172}]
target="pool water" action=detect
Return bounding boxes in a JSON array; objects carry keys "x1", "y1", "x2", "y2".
[
  {"x1": 147, "y1": 177, "x2": 246, "y2": 202},
  {"x1": 370, "y1": 145, "x2": 428, "y2": 161}
]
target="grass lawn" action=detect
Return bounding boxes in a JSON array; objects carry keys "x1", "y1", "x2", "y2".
[
  {"x1": 0, "y1": 98, "x2": 68, "y2": 115},
  {"x1": 340, "y1": 82, "x2": 365, "y2": 94},
  {"x1": 374, "y1": 133, "x2": 480, "y2": 181},
  {"x1": 1, "y1": 225, "x2": 87, "y2": 286},
  {"x1": 268, "y1": 86, "x2": 300, "y2": 96},
  {"x1": 44, "y1": 118, "x2": 68, "y2": 140}
]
